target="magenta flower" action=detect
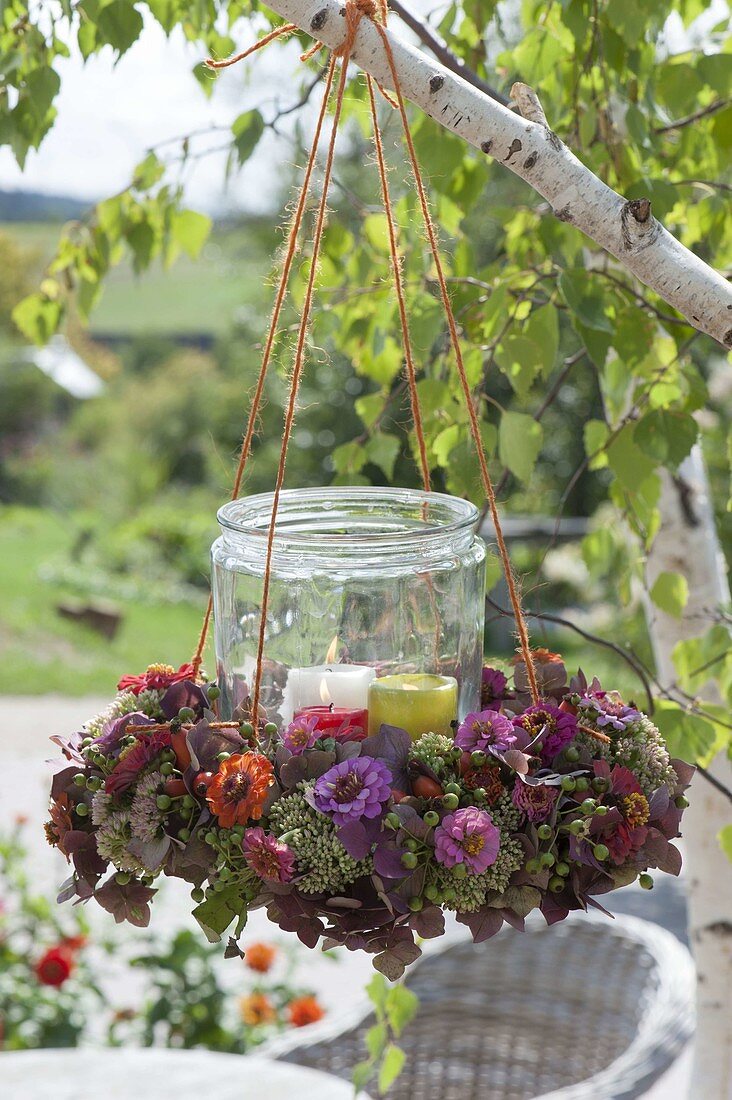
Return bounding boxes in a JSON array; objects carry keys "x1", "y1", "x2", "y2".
[
  {"x1": 242, "y1": 827, "x2": 295, "y2": 883},
  {"x1": 309, "y1": 757, "x2": 393, "y2": 826},
  {"x1": 481, "y1": 667, "x2": 508, "y2": 708},
  {"x1": 455, "y1": 710, "x2": 516, "y2": 754},
  {"x1": 434, "y1": 807, "x2": 501, "y2": 874},
  {"x1": 281, "y1": 714, "x2": 321, "y2": 756},
  {"x1": 580, "y1": 689, "x2": 641, "y2": 732},
  {"x1": 512, "y1": 778, "x2": 559, "y2": 823},
  {"x1": 513, "y1": 704, "x2": 577, "y2": 763}
]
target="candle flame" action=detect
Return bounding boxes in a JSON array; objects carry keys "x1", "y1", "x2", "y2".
[
  {"x1": 325, "y1": 635, "x2": 339, "y2": 664},
  {"x1": 319, "y1": 678, "x2": 332, "y2": 705}
]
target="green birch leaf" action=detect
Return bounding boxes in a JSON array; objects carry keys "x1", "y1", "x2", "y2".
[
  {"x1": 653, "y1": 700, "x2": 716, "y2": 763},
  {"x1": 719, "y1": 825, "x2": 732, "y2": 863},
  {"x1": 97, "y1": 0, "x2": 144, "y2": 55},
  {"x1": 378, "y1": 1044, "x2": 406, "y2": 1094},
  {"x1": 650, "y1": 571, "x2": 689, "y2": 618},
  {"x1": 232, "y1": 109, "x2": 265, "y2": 165},
  {"x1": 499, "y1": 411, "x2": 542, "y2": 483}
]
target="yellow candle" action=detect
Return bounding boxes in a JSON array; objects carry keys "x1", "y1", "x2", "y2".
[{"x1": 368, "y1": 674, "x2": 458, "y2": 741}]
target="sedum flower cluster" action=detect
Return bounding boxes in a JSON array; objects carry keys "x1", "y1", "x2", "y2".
[
  {"x1": 434, "y1": 834, "x2": 524, "y2": 912},
  {"x1": 268, "y1": 788, "x2": 373, "y2": 895}
]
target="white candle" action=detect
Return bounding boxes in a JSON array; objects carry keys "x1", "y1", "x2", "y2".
[{"x1": 280, "y1": 664, "x2": 376, "y2": 723}]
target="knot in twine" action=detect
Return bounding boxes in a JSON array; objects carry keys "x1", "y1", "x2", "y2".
[{"x1": 302, "y1": 0, "x2": 384, "y2": 62}]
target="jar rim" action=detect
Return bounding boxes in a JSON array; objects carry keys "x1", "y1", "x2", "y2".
[{"x1": 217, "y1": 486, "x2": 479, "y2": 554}]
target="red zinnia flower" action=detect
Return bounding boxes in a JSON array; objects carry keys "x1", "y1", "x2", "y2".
[
  {"x1": 206, "y1": 753, "x2": 274, "y2": 828},
  {"x1": 287, "y1": 995, "x2": 325, "y2": 1028},
  {"x1": 35, "y1": 945, "x2": 75, "y2": 987},
  {"x1": 117, "y1": 663, "x2": 197, "y2": 696},
  {"x1": 44, "y1": 794, "x2": 74, "y2": 859}
]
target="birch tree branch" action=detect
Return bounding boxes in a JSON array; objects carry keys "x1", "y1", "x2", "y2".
[{"x1": 261, "y1": 0, "x2": 732, "y2": 347}]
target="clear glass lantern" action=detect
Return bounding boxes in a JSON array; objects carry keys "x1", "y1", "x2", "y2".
[{"x1": 211, "y1": 487, "x2": 486, "y2": 738}]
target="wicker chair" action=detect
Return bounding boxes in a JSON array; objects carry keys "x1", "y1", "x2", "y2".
[{"x1": 263, "y1": 912, "x2": 694, "y2": 1099}]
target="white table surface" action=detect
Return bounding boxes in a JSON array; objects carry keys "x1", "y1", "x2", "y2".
[{"x1": 0, "y1": 1049, "x2": 370, "y2": 1100}]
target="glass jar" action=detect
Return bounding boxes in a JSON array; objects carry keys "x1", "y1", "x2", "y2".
[{"x1": 211, "y1": 487, "x2": 486, "y2": 730}]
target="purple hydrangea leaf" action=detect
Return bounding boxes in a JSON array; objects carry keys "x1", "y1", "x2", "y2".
[
  {"x1": 164, "y1": 835, "x2": 215, "y2": 886},
  {"x1": 160, "y1": 680, "x2": 209, "y2": 720},
  {"x1": 336, "y1": 740, "x2": 363, "y2": 760},
  {"x1": 337, "y1": 820, "x2": 372, "y2": 860},
  {"x1": 409, "y1": 904, "x2": 445, "y2": 939},
  {"x1": 326, "y1": 896, "x2": 363, "y2": 909},
  {"x1": 649, "y1": 786, "x2": 671, "y2": 818},
  {"x1": 670, "y1": 758, "x2": 696, "y2": 791},
  {"x1": 65, "y1": 830, "x2": 108, "y2": 884},
  {"x1": 540, "y1": 895, "x2": 571, "y2": 925},
  {"x1": 568, "y1": 668, "x2": 590, "y2": 695},
  {"x1": 493, "y1": 885, "x2": 541, "y2": 919},
  {"x1": 500, "y1": 909, "x2": 526, "y2": 932},
  {"x1": 127, "y1": 834, "x2": 170, "y2": 873},
  {"x1": 280, "y1": 749, "x2": 336, "y2": 790},
  {"x1": 261, "y1": 778, "x2": 283, "y2": 816},
  {"x1": 50, "y1": 766, "x2": 81, "y2": 801},
  {"x1": 455, "y1": 906, "x2": 503, "y2": 943},
  {"x1": 57, "y1": 875, "x2": 78, "y2": 904},
  {"x1": 373, "y1": 938, "x2": 421, "y2": 981},
  {"x1": 95, "y1": 878, "x2": 156, "y2": 927},
  {"x1": 373, "y1": 841, "x2": 408, "y2": 880},
  {"x1": 585, "y1": 893, "x2": 615, "y2": 918},
  {"x1": 50, "y1": 733, "x2": 85, "y2": 764},
  {"x1": 95, "y1": 712, "x2": 155, "y2": 756},
  {"x1": 360, "y1": 724, "x2": 411, "y2": 791},
  {"x1": 186, "y1": 720, "x2": 245, "y2": 774},
  {"x1": 393, "y1": 804, "x2": 432, "y2": 841},
  {"x1": 641, "y1": 830, "x2": 682, "y2": 875},
  {"x1": 224, "y1": 937, "x2": 245, "y2": 960}
]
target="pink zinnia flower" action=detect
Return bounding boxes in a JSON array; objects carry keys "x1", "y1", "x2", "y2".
[
  {"x1": 281, "y1": 714, "x2": 321, "y2": 756},
  {"x1": 434, "y1": 807, "x2": 501, "y2": 874},
  {"x1": 513, "y1": 703, "x2": 577, "y2": 763},
  {"x1": 455, "y1": 710, "x2": 516, "y2": 754},
  {"x1": 242, "y1": 827, "x2": 295, "y2": 883},
  {"x1": 512, "y1": 778, "x2": 559, "y2": 823}
]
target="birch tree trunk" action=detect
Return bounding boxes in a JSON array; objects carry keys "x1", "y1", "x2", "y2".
[
  {"x1": 258, "y1": 0, "x2": 732, "y2": 346},
  {"x1": 645, "y1": 446, "x2": 732, "y2": 1100}
]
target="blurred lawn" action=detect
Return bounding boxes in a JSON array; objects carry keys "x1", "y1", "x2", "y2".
[
  {"x1": 0, "y1": 507, "x2": 212, "y2": 696},
  {"x1": 2, "y1": 221, "x2": 272, "y2": 337}
]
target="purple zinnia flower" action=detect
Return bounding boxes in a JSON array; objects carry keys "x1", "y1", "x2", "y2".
[
  {"x1": 242, "y1": 827, "x2": 296, "y2": 883},
  {"x1": 512, "y1": 778, "x2": 559, "y2": 823},
  {"x1": 481, "y1": 667, "x2": 508, "y2": 708},
  {"x1": 434, "y1": 807, "x2": 500, "y2": 874},
  {"x1": 281, "y1": 714, "x2": 321, "y2": 756},
  {"x1": 513, "y1": 704, "x2": 577, "y2": 763},
  {"x1": 309, "y1": 757, "x2": 393, "y2": 826},
  {"x1": 455, "y1": 709, "x2": 516, "y2": 754},
  {"x1": 580, "y1": 689, "x2": 641, "y2": 732}
]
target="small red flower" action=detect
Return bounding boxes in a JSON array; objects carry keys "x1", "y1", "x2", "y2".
[
  {"x1": 117, "y1": 663, "x2": 197, "y2": 696},
  {"x1": 245, "y1": 942, "x2": 277, "y2": 973},
  {"x1": 35, "y1": 945, "x2": 75, "y2": 987},
  {"x1": 287, "y1": 995, "x2": 325, "y2": 1028}
]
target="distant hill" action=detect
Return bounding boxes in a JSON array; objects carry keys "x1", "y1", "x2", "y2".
[{"x1": 0, "y1": 189, "x2": 90, "y2": 222}]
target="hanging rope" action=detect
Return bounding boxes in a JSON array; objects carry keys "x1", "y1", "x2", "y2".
[
  {"x1": 190, "y1": 45, "x2": 340, "y2": 681},
  {"x1": 194, "y1": 1, "x2": 540, "y2": 711},
  {"x1": 369, "y1": 22, "x2": 540, "y2": 704}
]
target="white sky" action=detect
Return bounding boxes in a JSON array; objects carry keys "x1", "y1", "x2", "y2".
[{"x1": 0, "y1": 4, "x2": 726, "y2": 214}]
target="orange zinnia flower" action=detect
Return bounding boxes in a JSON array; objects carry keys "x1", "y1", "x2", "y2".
[
  {"x1": 240, "y1": 992, "x2": 276, "y2": 1026},
  {"x1": 245, "y1": 942, "x2": 277, "y2": 973},
  {"x1": 287, "y1": 995, "x2": 325, "y2": 1028},
  {"x1": 206, "y1": 752, "x2": 273, "y2": 828}
]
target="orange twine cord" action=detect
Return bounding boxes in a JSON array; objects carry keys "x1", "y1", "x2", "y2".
[
  {"x1": 194, "y1": 2, "x2": 540, "y2": 710},
  {"x1": 371, "y1": 21, "x2": 539, "y2": 705},
  {"x1": 250, "y1": 50, "x2": 352, "y2": 721},
  {"x1": 190, "y1": 46, "x2": 340, "y2": 683}
]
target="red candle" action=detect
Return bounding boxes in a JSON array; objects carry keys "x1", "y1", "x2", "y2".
[{"x1": 294, "y1": 704, "x2": 368, "y2": 742}]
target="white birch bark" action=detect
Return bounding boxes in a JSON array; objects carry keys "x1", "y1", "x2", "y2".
[
  {"x1": 645, "y1": 446, "x2": 732, "y2": 1099},
  {"x1": 258, "y1": 0, "x2": 732, "y2": 347}
]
